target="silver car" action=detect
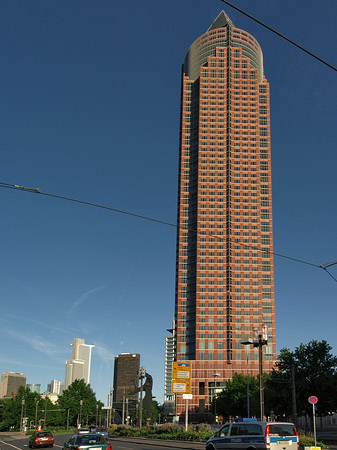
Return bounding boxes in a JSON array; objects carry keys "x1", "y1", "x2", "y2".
[{"x1": 206, "y1": 420, "x2": 299, "y2": 450}]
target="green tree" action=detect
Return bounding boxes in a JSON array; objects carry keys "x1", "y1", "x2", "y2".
[
  {"x1": 267, "y1": 340, "x2": 337, "y2": 417},
  {"x1": 57, "y1": 380, "x2": 103, "y2": 427},
  {"x1": 0, "y1": 387, "x2": 47, "y2": 431},
  {"x1": 216, "y1": 373, "x2": 261, "y2": 420}
]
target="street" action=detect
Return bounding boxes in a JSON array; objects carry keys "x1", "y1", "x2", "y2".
[{"x1": 0, "y1": 434, "x2": 205, "y2": 450}]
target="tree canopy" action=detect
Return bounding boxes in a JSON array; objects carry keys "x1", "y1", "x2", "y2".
[
  {"x1": 268, "y1": 340, "x2": 337, "y2": 416},
  {"x1": 57, "y1": 379, "x2": 103, "y2": 427}
]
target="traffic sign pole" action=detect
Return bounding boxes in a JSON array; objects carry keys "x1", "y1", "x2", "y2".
[
  {"x1": 313, "y1": 403, "x2": 317, "y2": 448},
  {"x1": 308, "y1": 396, "x2": 318, "y2": 447}
]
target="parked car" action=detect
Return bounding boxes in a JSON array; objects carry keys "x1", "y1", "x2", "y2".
[
  {"x1": 96, "y1": 428, "x2": 108, "y2": 438},
  {"x1": 206, "y1": 420, "x2": 299, "y2": 450},
  {"x1": 29, "y1": 431, "x2": 54, "y2": 449},
  {"x1": 63, "y1": 434, "x2": 111, "y2": 450}
]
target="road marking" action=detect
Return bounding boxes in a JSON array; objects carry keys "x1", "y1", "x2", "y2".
[{"x1": 0, "y1": 441, "x2": 23, "y2": 450}]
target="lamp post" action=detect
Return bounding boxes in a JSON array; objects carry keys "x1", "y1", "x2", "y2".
[
  {"x1": 241, "y1": 325, "x2": 268, "y2": 420},
  {"x1": 240, "y1": 341, "x2": 252, "y2": 418},
  {"x1": 253, "y1": 325, "x2": 268, "y2": 420},
  {"x1": 20, "y1": 399, "x2": 25, "y2": 432},
  {"x1": 43, "y1": 395, "x2": 48, "y2": 430},
  {"x1": 35, "y1": 400, "x2": 38, "y2": 429},
  {"x1": 211, "y1": 373, "x2": 220, "y2": 422},
  {"x1": 79, "y1": 400, "x2": 83, "y2": 427}
]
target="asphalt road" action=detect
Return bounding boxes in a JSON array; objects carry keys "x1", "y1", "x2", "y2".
[{"x1": 0, "y1": 434, "x2": 205, "y2": 450}]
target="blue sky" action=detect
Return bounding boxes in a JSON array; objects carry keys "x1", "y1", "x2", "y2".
[{"x1": 0, "y1": 0, "x2": 336, "y2": 405}]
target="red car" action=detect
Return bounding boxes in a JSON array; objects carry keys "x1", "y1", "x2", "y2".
[{"x1": 29, "y1": 431, "x2": 54, "y2": 448}]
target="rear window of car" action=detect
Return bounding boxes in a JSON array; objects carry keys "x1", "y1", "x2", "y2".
[
  {"x1": 269, "y1": 424, "x2": 296, "y2": 437},
  {"x1": 37, "y1": 432, "x2": 52, "y2": 437},
  {"x1": 230, "y1": 424, "x2": 263, "y2": 436},
  {"x1": 76, "y1": 436, "x2": 105, "y2": 445}
]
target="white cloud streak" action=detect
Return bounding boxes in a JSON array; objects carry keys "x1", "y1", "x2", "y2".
[{"x1": 67, "y1": 285, "x2": 107, "y2": 317}]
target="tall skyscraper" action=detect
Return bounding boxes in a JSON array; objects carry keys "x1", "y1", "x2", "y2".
[
  {"x1": 112, "y1": 353, "x2": 140, "y2": 418},
  {"x1": 174, "y1": 11, "x2": 276, "y2": 418},
  {"x1": 0, "y1": 372, "x2": 26, "y2": 398},
  {"x1": 64, "y1": 338, "x2": 94, "y2": 389}
]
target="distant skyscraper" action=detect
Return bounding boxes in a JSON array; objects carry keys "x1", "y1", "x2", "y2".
[
  {"x1": 174, "y1": 11, "x2": 276, "y2": 418},
  {"x1": 0, "y1": 372, "x2": 26, "y2": 398},
  {"x1": 47, "y1": 380, "x2": 63, "y2": 395},
  {"x1": 64, "y1": 338, "x2": 94, "y2": 389},
  {"x1": 113, "y1": 353, "x2": 140, "y2": 418}
]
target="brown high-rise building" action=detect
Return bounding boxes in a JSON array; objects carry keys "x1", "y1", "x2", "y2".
[
  {"x1": 0, "y1": 372, "x2": 27, "y2": 398},
  {"x1": 113, "y1": 353, "x2": 140, "y2": 418},
  {"x1": 174, "y1": 11, "x2": 276, "y2": 419}
]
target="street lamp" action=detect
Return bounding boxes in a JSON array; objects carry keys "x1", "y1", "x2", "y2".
[
  {"x1": 43, "y1": 395, "x2": 48, "y2": 430},
  {"x1": 241, "y1": 325, "x2": 268, "y2": 420},
  {"x1": 240, "y1": 340, "x2": 252, "y2": 418},
  {"x1": 20, "y1": 399, "x2": 25, "y2": 432},
  {"x1": 253, "y1": 325, "x2": 268, "y2": 420},
  {"x1": 79, "y1": 400, "x2": 83, "y2": 427},
  {"x1": 211, "y1": 373, "x2": 220, "y2": 422}
]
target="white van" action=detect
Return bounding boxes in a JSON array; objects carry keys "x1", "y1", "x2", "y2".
[{"x1": 206, "y1": 420, "x2": 299, "y2": 450}]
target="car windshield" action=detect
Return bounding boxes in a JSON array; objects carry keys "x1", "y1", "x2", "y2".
[
  {"x1": 76, "y1": 436, "x2": 105, "y2": 445},
  {"x1": 269, "y1": 424, "x2": 296, "y2": 437}
]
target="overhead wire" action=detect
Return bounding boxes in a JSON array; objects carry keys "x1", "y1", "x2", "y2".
[
  {"x1": 1, "y1": 7, "x2": 336, "y2": 282},
  {"x1": 0, "y1": 182, "x2": 332, "y2": 281},
  {"x1": 220, "y1": 0, "x2": 337, "y2": 73}
]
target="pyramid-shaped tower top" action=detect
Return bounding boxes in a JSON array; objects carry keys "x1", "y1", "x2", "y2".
[{"x1": 207, "y1": 10, "x2": 234, "y2": 32}]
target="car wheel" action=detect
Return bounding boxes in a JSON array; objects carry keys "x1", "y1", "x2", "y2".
[{"x1": 207, "y1": 445, "x2": 216, "y2": 450}]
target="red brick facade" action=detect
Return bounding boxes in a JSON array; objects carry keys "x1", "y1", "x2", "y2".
[{"x1": 174, "y1": 12, "x2": 276, "y2": 419}]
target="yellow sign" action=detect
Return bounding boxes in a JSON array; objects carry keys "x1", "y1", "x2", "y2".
[
  {"x1": 172, "y1": 380, "x2": 191, "y2": 394},
  {"x1": 172, "y1": 362, "x2": 191, "y2": 380}
]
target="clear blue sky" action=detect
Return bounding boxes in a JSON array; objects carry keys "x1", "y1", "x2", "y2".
[{"x1": 0, "y1": 0, "x2": 336, "y2": 405}]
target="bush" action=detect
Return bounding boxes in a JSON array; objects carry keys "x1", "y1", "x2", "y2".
[{"x1": 112, "y1": 423, "x2": 213, "y2": 441}]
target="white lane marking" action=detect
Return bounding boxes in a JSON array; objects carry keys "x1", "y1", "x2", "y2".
[{"x1": 0, "y1": 441, "x2": 24, "y2": 450}]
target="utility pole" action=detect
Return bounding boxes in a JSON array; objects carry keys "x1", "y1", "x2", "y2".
[
  {"x1": 122, "y1": 389, "x2": 125, "y2": 425},
  {"x1": 67, "y1": 409, "x2": 70, "y2": 431}
]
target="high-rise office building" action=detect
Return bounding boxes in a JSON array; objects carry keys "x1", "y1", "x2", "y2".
[
  {"x1": 0, "y1": 372, "x2": 26, "y2": 398},
  {"x1": 47, "y1": 380, "x2": 63, "y2": 395},
  {"x1": 113, "y1": 353, "x2": 140, "y2": 418},
  {"x1": 64, "y1": 338, "x2": 94, "y2": 389},
  {"x1": 174, "y1": 11, "x2": 276, "y2": 418}
]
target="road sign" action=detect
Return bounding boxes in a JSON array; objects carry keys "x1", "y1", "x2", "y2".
[
  {"x1": 172, "y1": 380, "x2": 191, "y2": 394},
  {"x1": 172, "y1": 362, "x2": 191, "y2": 380},
  {"x1": 308, "y1": 396, "x2": 318, "y2": 404},
  {"x1": 183, "y1": 393, "x2": 193, "y2": 400}
]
